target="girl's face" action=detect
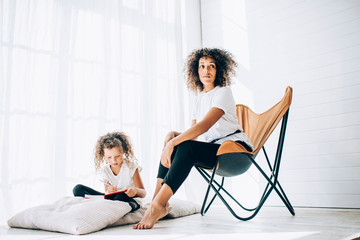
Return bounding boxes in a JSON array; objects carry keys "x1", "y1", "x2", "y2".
[
  {"x1": 198, "y1": 57, "x2": 217, "y2": 92},
  {"x1": 103, "y1": 147, "x2": 123, "y2": 169}
]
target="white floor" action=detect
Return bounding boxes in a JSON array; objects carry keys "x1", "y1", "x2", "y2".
[{"x1": 1, "y1": 206, "x2": 360, "y2": 240}]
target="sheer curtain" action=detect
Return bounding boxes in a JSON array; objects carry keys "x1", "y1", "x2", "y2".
[{"x1": 0, "y1": 0, "x2": 189, "y2": 223}]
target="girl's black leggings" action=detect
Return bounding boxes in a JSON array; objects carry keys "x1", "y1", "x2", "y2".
[
  {"x1": 157, "y1": 140, "x2": 221, "y2": 194},
  {"x1": 73, "y1": 184, "x2": 104, "y2": 197},
  {"x1": 72, "y1": 184, "x2": 140, "y2": 211}
]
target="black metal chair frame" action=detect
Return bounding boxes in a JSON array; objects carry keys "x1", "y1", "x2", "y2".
[{"x1": 195, "y1": 110, "x2": 295, "y2": 220}]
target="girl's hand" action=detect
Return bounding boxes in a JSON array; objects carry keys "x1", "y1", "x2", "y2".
[
  {"x1": 125, "y1": 187, "x2": 137, "y2": 197},
  {"x1": 161, "y1": 140, "x2": 174, "y2": 168},
  {"x1": 106, "y1": 186, "x2": 118, "y2": 194}
]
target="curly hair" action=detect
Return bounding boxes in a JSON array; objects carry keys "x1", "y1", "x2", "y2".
[
  {"x1": 94, "y1": 131, "x2": 139, "y2": 171},
  {"x1": 185, "y1": 48, "x2": 238, "y2": 93}
]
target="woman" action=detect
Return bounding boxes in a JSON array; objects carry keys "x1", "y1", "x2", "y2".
[{"x1": 133, "y1": 48, "x2": 253, "y2": 229}]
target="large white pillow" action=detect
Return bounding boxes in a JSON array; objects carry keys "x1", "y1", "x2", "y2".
[
  {"x1": 7, "y1": 196, "x2": 131, "y2": 235},
  {"x1": 110, "y1": 198, "x2": 201, "y2": 226},
  {"x1": 8, "y1": 197, "x2": 200, "y2": 234},
  {"x1": 166, "y1": 198, "x2": 201, "y2": 219}
]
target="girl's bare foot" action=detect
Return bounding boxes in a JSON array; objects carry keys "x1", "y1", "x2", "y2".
[{"x1": 133, "y1": 202, "x2": 168, "y2": 229}]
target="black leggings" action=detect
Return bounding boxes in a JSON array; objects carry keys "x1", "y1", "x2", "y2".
[
  {"x1": 157, "y1": 140, "x2": 252, "y2": 194},
  {"x1": 157, "y1": 140, "x2": 221, "y2": 194},
  {"x1": 73, "y1": 184, "x2": 104, "y2": 196},
  {"x1": 72, "y1": 184, "x2": 140, "y2": 211}
]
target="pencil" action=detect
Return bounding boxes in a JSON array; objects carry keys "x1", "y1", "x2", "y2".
[{"x1": 99, "y1": 179, "x2": 112, "y2": 187}]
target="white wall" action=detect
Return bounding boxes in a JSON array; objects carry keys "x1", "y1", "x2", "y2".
[{"x1": 200, "y1": 0, "x2": 360, "y2": 208}]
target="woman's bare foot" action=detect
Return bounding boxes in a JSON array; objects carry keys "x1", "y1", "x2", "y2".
[{"x1": 133, "y1": 202, "x2": 168, "y2": 229}]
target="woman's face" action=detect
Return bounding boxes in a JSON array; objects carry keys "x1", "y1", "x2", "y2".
[{"x1": 198, "y1": 57, "x2": 216, "y2": 92}]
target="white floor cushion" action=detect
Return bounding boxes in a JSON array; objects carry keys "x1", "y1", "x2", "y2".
[
  {"x1": 7, "y1": 197, "x2": 132, "y2": 235},
  {"x1": 166, "y1": 198, "x2": 201, "y2": 219},
  {"x1": 110, "y1": 198, "x2": 201, "y2": 226},
  {"x1": 8, "y1": 197, "x2": 200, "y2": 235}
]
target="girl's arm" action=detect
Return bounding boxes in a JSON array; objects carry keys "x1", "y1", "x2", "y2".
[
  {"x1": 125, "y1": 169, "x2": 146, "y2": 198},
  {"x1": 104, "y1": 181, "x2": 118, "y2": 194},
  {"x1": 161, "y1": 107, "x2": 224, "y2": 168}
]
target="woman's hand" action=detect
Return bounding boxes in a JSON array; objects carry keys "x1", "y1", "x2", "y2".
[
  {"x1": 161, "y1": 140, "x2": 175, "y2": 168},
  {"x1": 125, "y1": 187, "x2": 137, "y2": 197},
  {"x1": 164, "y1": 131, "x2": 178, "y2": 147}
]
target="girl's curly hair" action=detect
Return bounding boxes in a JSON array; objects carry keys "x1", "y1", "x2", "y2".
[
  {"x1": 94, "y1": 131, "x2": 139, "y2": 171},
  {"x1": 185, "y1": 48, "x2": 238, "y2": 93}
]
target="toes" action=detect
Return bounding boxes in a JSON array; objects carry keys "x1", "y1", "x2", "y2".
[{"x1": 133, "y1": 222, "x2": 147, "y2": 230}]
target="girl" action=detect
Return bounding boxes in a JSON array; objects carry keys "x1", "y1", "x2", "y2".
[
  {"x1": 73, "y1": 131, "x2": 146, "y2": 211},
  {"x1": 133, "y1": 48, "x2": 253, "y2": 229}
]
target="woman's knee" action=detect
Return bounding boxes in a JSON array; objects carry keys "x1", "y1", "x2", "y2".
[
  {"x1": 171, "y1": 140, "x2": 197, "y2": 164},
  {"x1": 177, "y1": 140, "x2": 195, "y2": 153}
]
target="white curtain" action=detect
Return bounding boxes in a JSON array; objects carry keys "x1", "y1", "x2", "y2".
[{"x1": 0, "y1": 0, "x2": 189, "y2": 223}]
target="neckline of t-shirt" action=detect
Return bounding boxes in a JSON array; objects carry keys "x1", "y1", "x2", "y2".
[
  {"x1": 203, "y1": 86, "x2": 220, "y2": 95},
  {"x1": 108, "y1": 162, "x2": 124, "y2": 177}
]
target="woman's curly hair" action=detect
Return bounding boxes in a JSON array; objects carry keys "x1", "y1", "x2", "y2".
[
  {"x1": 185, "y1": 48, "x2": 238, "y2": 93},
  {"x1": 94, "y1": 131, "x2": 139, "y2": 171}
]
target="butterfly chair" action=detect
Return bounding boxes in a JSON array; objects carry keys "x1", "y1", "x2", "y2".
[{"x1": 195, "y1": 86, "x2": 295, "y2": 220}]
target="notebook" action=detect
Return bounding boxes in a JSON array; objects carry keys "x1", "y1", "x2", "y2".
[{"x1": 84, "y1": 189, "x2": 128, "y2": 200}]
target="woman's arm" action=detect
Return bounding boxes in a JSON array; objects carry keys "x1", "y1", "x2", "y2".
[
  {"x1": 163, "y1": 120, "x2": 197, "y2": 146},
  {"x1": 191, "y1": 119, "x2": 197, "y2": 127},
  {"x1": 125, "y1": 169, "x2": 146, "y2": 198},
  {"x1": 161, "y1": 107, "x2": 224, "y2": 168},
  {"x1": 163, "y1": 131, "x2": 181, "y2": 147}
]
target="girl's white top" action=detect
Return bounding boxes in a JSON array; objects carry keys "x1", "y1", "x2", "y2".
[
  {"x1": 191, "y1": 86, "x2": 253, "y2": 150},
  {"x1": 99, "y1": 162, "x2": 139, "y2": 191}
]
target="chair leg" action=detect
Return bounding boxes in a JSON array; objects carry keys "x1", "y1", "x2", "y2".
[
  {"x1": 199, "y1": 164, "x2": 218, "y2": 216},
  {"x1": 206, "y1": 172, "x2": 266, "y2": 220},
  {"x1": 256, "y1": 172, "x2": 295, "y2": 216},
  {"x1": 196, "y1": 152, "x2": 295, "y2": 220},
  {"x1": 249, "y1": 156, "x2": 295, "y2": 216},
  {"x1": 196, "y1": 166, "x2": 257, "y2": 212},
  {"x1": 196, "y1": 165, "x2": 262, "y2": 220},
  {"x1": 260, "y1": 113, "x2": 295, "y2": 216},
  {"x1": 203, "y1": 177, "x2": 224, "y2": 214},
  {"x1": 275, "y1": 181, "x2": 295, "y2": 215}
]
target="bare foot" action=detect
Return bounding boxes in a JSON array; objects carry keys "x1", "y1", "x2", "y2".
[{"x1": 133, "y1": 202, "x2": 168, "y2": 229}]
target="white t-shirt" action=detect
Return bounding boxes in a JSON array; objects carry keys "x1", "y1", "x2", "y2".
[
  {"x1": 191, "y1": 86, "x2": 253, "y2": 150},
  {"x1": 98, "y1": 162, "x2": 139, "y2": 192}
]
